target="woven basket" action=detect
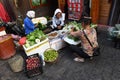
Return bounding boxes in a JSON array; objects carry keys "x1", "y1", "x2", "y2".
[{"x1": 44, "y1": 48, "x2": 59, "y2": 63}]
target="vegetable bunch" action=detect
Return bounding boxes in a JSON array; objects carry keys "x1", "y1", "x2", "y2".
[
  {"x1": 63, "y1": 21, "x2": 97, "y2": 41},
  {"x1": 24, "y1": 29, "x2": 46, "y2": 48},
  {"x1": 44, "y1": 49, "x2": 58, "y2": 62},
  {"x1": 37, "y1": 22, "x2": 47, "y2": 30},
  {"x1": 67, "y1": 35, "x2": 80, "y2": 42}
]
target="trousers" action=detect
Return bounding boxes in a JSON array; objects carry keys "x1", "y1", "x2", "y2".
[{"x1": 69, "y1": 45, "x2": 90, "y2": 58}]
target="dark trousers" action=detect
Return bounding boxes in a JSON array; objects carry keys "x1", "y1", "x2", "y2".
[
  {"x1": 113, "y1": 37, "x2": 120, "y2": 48},
  {"x1": 52, "y1": 26, "x2": 64, "y2": 31},
  {"x1": 69, "y1": 45, "x2": 90, "y2": 58}
]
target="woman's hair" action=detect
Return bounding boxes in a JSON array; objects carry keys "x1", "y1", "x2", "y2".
[
  {"x1": 81, "y1": 16, "x2": 91, "y2": 25},
  {"x1": 56, "y1": 12, "x2": 62, "y2": 18}
]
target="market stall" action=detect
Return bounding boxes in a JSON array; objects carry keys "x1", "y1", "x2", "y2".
[
  {"x1": 22, "y1": 17, "x2": 98, "y2": 61},
  {"x1": 19, "y1": 17, "x2": 98, "y2": 77}
]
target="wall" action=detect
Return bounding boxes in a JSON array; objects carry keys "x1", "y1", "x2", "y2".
[
  {"x1": 98, "y1": 0, "x2": 111, "y2": 25},
  {"x1": 0, "y1": 0, "x2": 58, "y2": 21},
  {"x1": 18, "y1": 0, "x2": 56, "y2": 18},
  {"x1": 91, "y1": 0, "x2": 100, "y2": 24}
]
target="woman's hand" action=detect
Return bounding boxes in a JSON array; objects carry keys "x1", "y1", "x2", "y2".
[
  {"x1": 35, "y1": 23, "x2": 38, "y2": 27},
  {"x1": 57, "y1": 26, "x2": 62, "y2": 29},
  {"x1": 70, "y1": 27, "x2": 75, "y2": 32},
  {"x1": 70, "y1": 31, "x2": 75, "y2": 36}
]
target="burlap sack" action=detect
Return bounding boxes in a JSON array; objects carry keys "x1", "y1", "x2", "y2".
[{"x1": 8, "y1": 55, "x2": 24, "y2": 72}]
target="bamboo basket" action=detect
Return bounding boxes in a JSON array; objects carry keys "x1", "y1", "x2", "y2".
[
  {"x1": 44, "y1": 48, "x2": 59, "y2": 63},
  {"x1": 0, "y1": 34, "x2": 16, "y2": 59}
]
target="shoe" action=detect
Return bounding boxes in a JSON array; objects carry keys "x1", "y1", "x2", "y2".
[{"x1": 73, "y1": 57, "x2": 84, "y2": 62}]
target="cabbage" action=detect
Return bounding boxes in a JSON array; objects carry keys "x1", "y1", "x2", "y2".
[{"x1": 24, "y1": 29, "x2": 47, "y2": 48}]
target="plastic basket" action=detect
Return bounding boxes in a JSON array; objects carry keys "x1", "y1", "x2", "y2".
[{"x1": 25, "y1": 53, "x2": 43, "y2": 78}]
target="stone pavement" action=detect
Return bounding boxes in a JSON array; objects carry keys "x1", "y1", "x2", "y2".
[{"x1": 0, "y1": 26, "x2": 120, "y2": 80}]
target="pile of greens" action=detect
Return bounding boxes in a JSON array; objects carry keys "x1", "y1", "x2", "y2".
[
  {"x1": 64, "y1": 21, "x2": 97, "y2": 31},
  {"x1": 64, "y1": 21, "x2": 97, "y2": 41},
  {"x1": 37, "y1": 22, "x2": 47, "y2": 30},
  {"x1": 44, "y1": 49, "x2": 58, "y2": 62},
  {"x1": 68, "y1": 21, "x2": 82, "y2": 31},
  {"x1": 63, "y1": 21, "x2": 82, "y2": 31},
  {"x1": 67, "y1": 35, "x2": 80, "y2": 42},
  {"x1": 24, "y1": 29, "x2": 46, "y2": 48},
  {"x1": 64, "y1": 21, "x2": 82, "y2": 42},
  {"x1": 90, "y1": 23, "x2": 97, "y2": 28}
]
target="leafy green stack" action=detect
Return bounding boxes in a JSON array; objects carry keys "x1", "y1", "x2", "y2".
[
  {"x1": 63, "y1": 21, "x2": 82, "y2": 31},
  {"x1": 68, "y1": 21, "x2": 82, "y2": 31},
  {"x1": 24, "y1": 29, "x2": 46, "y2": 48},
  {"x1": 64, "y1": 21, "x2": 82, "y2": 42},
  {"x1": 37, "y1": 22, "x2": 47, "y2": 30},
  {"x1": 67, "y1": 35, "x2": 80, "y2": 42},
  {"x1": 44, "y1": 49, "x2": 58, "y2": 62},
  {"x1": 64, "y1": 21, "x2": 97, "y2": 42},
  {"x1": 90, "y1": 23, "x2": 97, "y2": 28}
]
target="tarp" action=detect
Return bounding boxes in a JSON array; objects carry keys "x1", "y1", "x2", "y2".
[{"x1": 0, "y1": 2, "x2": 10, "y2": 22}]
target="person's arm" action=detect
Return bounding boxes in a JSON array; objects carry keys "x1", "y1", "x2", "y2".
[
  {"x1": 52, "y1": 17, "x2": 57, "y2": 28},
  {"x1": 24, "y1": 19, "x2": 35, "y2": 30},
  {"x1": 60, "y1": 18, "x2": 64, "y2": 26},
  {"x1": 93, "y1": 28, "x2": 97, "y2": 41},
  {"x1": 70, "y1": 28, "x2": 81, "y2": 37},
  {"x1": 93, "y1": 28, "x2": 99, "y2": 48}
]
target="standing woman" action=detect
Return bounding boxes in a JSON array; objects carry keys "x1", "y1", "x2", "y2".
[
  {"x1": 70, "y1": 16, "x2": 99, "y2": 62},
  {"x1": 24, "y1": 10, "x2": 37, "y2": 35},
  {"x1": 52, "y1": 8, "x2": 64, "y2": 30}
]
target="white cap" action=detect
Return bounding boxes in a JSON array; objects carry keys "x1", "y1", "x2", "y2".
[{"x1": 26, "y1": 10, "x2": 35, "y2": 18}]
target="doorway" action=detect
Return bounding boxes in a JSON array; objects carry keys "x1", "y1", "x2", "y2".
[
  {"x1": 98, "y1": 0, "x2": 111, "y2": 25},
  {"x1": 108, "y1": 0, "x2": 120, "y2": 26}
]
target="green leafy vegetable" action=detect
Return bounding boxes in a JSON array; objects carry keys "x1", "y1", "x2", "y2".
[
  {"x1": 67, "y1": 35, "x2": 80, "y2": 42},
  {"x1": 37, "y1": 22, "x2": 47, "y2": 30},
  {"x1": 24, "y1": 29, "x2": 47, "y2": 48},
  {"x1": 44, "y1": 49, "x2": 58, "y2": 62},
  {"x1": 90, "y1": 23, "x2": 97, "y2": 28}
]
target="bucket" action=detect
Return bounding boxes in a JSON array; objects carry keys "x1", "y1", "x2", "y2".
[{"x1": 0, "y1": 34, "x2": 16, "y2": 59}]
